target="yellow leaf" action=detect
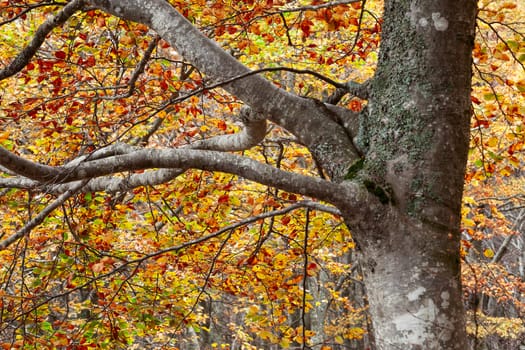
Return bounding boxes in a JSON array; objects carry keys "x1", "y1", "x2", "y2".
[
  {"x1": 273, "y1": 253, "x2": 288, "y2": 270},
  {"x1": 462, "y1": 218, "x2": 476, "y2": 227},
  {"x1": 279, "y1": 338, "x2": 291, "y2": 348},
  {"x1": 486, "y1": 136, "x2": 499, "y2": 147},
  {"x1": 484, "y1": 248, "x2": 494, "y2": 258},
  {"x1": 256, "y1": 271, "x2": 267, "y2": 280},
  {"x1": 463, "y1": 196, "x2": 477, "y2": 206},
  {"x1": 499, "y1": 167, "x2": 511, "y2": 176},
  {"x1": 230, "y1": 196, "x2": 241, "y2": 207},
  {"x1": 346, "y1": 327, "x2": 365, "y2": 339}
]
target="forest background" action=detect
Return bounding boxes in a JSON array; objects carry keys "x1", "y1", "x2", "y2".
[{"x1": 0, "y1": 0, "x2": 524, "y2": 349}]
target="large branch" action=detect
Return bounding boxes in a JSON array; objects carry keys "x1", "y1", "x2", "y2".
[
  {"x1": 88, "y1": 0, "x2": 361, "y2": 179},
  {"x1": 0, "y1": 147, "x2": 58, "y2": 182},
  {"x1": 0, "y1": 169, "x2": 184, "y2": 194},
  {"x1": 72, "y1": 149, "x2": 348, "y2": 204},
  {"x1": 0, "y1": 144, "x2": 368, "y2": 207}
]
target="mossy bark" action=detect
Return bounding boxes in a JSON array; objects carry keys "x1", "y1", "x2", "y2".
[{"x1": 342, "y1": 0, "x2": 478, "y2": 348}]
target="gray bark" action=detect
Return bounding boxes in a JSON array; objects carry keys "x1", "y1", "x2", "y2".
[{"x1": 347, "y1": 0, "x2": 477, "y2": 348}]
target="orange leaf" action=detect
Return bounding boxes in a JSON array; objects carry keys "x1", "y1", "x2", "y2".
[
  {"x1": 217, "y1": 120, "x2": 227, "y2": 131},
  {"x1": 92, "y1": 262, "x2": 105, "y2": 273}
]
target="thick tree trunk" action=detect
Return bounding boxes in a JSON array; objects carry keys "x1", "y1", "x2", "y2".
[
  {"x1": 359, "y1": 214, "x2": 466, "y2": 349},
  {"x1": 343, "y1": 0, "x2": 478, "y2": 348}
]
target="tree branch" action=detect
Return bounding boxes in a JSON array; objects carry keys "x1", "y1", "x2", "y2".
[
  {"x1": 0, "y1": 180, "x2": 88, "y2": 250},
  {"x1": 0, "y1": 146, "x2": 59, "y2": 182},
  {"x1": 0, "y1": 104, "x2": 265, "y2": 194},
  {"x1": 0, "y1": 168, "x2": 184, "y2": 195},
  {"x1": 99, "y1": 35, "x2": 161, "y2": 100},
  {"x1": 278, "y1": 0, "x2": 362, "y2": 13},
  {"x1": 89, "y1": 0, "x2": 360, "y2": 179},
  {"x1": 325, "y1": 80, "x2": 371, "y2": 105},
  {"x1": 0, "y1": 0, "x2": 86, "y2": 81},
  {"x1": 0, "y1": 144, "x2": 361, "y2": 206},
  {"x1": 189, "y1": 106, "x2": 266, "y2": 152}
]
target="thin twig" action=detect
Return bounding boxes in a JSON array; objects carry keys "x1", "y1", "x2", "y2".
[
  {"x1": 0, "y1": 0, "x2": 86, "y2": 81},
  {"x1": 0, "y1": 180, "x2": 88, "y2": 250}
]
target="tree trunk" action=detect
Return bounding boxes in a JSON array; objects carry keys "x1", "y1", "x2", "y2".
[
  {"x1": 342, "y1": 0, "x2": 478, "y2": 348},
  {"x1": 359, "y1": 214, "x2": 466, "y2": 349}
]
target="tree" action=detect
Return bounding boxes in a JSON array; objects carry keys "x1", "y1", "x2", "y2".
[{"x1": 0, "y1": 0, "x2": 522, "y2": 349}]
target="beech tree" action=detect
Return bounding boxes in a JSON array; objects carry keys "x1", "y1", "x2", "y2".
[{"x1": 1, "y1": 0, "x2": 522, "y2": 349}]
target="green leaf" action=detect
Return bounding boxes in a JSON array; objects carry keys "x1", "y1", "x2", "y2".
[
  {"x1": 488, "y1": 151, "x2": 503, "y2": 161},
  {"x1": 41, "y1": 321, "x2": 53, "y2": 332},
  {"x1": 506, "y1": 40, "x2": 519, "y2": 51}
]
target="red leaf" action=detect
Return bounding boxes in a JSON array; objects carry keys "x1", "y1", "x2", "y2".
[
  {"x1": 96, "y1": 16, "x2": 106, "y2": 27},
  {"x1": 54, "y1": 50, "x2": 66, "y2": 60},
  {"x1": 218, "y1": 194, "x2": 229, "y2": 204},
  {"x1": 307, "y1": 262, "x2": 318, "y2": 270},
  {"x1": 472, "y1": 119, "x2": 490, "y2": 128},
  {"x1": 84, "y1": 56, "x2": 96, "y2": 67},
  {"x1": 247, "y1": 256, "x2": 258, "y2": 265},
  {"x1": 349, "y1": 17, "x2": 359, "y2": 26},
  {"x1": 300, "y1": 19, "x2": 313, "y2": 37},
  {"x1": 306, "y1": 262, "x2": 319, "y2": 276}
]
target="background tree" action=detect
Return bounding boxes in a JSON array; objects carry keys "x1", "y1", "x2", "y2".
[{"x1": 0, "y1": 0, "x2": 523, "y2": 349}]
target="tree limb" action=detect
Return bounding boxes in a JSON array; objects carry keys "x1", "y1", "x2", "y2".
[
  {"x1": 0, "y1": 143, "x2": 365, "y2": 206},
  {"x1": 88, "y1": 0, "x2": 360, "y2": 179},
  {"x1": 0, "y1": 104, "x2": 264, "y2": 194},
  {"x1": 277, "y1": 0, "x2": 362, "y2": 13},
  {"x1": 0, "y1": 0, "x2": 86, "y2": 81},
  {"x1": 0, "y1": 168, "x2": 184, "y2": 195},
  {"x1": 189, "y1": 106, "x2": 266, "y2": 152},
  {"x1": 0, "y1": 146, "x2": 59, "y2": 182}
]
